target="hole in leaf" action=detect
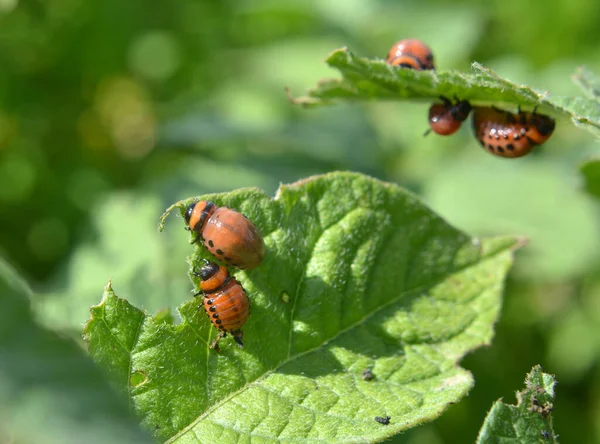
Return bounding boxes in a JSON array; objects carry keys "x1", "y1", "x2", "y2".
[{"x1": 130, "y1": 370, "x2": 148, "y2": 388}]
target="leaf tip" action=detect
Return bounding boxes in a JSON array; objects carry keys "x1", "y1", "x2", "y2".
[
  {"x1": 288, "y1": 86, "x2": 330, "y2": 108},
  {"x1": 471, "y1": 61, "x2": 484, "y2": 71},
  {"x1": 477, "y1": 365, "x2": 558, "y2": 443},
  {"x1": 285, "y1": 86, "x2": 322, "y2": 108},
  {"x1": 513, "y1": 236, "x2": 530, "y2": 250},
  {"x1": 159, "y1": 202, "x2": 183, "y2": 232},
  {"x1": 284, "y1": 86, "x2": 295, "y2": 103},
  {"x1": 521, "y1": 366, "x2": 556, "y2": 419},
  {"x1": 84, "y1": 282, "x2": 113, "y2": 336},
  {"x1": 325, "y1": 46, "x2": 349, "y2": 62},
  {"x1": 525, "y1": 365, "x2": 556, "y2": 398}
]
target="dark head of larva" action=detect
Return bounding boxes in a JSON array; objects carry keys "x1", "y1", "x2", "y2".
[
  {"x1": 452, "y1": 100, "x2": 473, "y2": 122},
  {"x1": 198, "y1": 261, "x2": 220, "y2": 281},
  {"x1": 184, "y1": 202, "x2": 197, "y2": 225},
  {"x1": 185, "y1": 200, "x2": 216, "y2": 233},
  {"x1": 531, "y1": 113, "x2": 556, "y2": 137}
]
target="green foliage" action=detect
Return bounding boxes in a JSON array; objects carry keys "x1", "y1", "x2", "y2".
[
  {"x1": 580, "y1": 158, "x2": 600, "y2": 199},
  {"x1": 293, "y1": 48, "x2": 600, "y2": 133},
  {"x1": 477, "y1": 365, "x2": 557, "y2": 444},
  {"x1": 0, "y1": 258, "x2": 150, "y2": 444},
  {"x1": 86, "y1": 172, "x2": 518, "y2": 442},
  {"x1": 3, "y1": 0, "x2": 600, "y2": 442}
]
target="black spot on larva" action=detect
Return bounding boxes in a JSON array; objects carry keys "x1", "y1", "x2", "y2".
[
  {"x1": 212, "y1": 313, "x2": 219, "y2": 319},
  {"x1": 503, "y1": 134, "x2": 509, "y2": 139},
  {"x1": 207, "y1": 299, "x2": 214, "y2": 305},
  {"x1": 487, "y1": 144, "x2": 494, "y2": 151},
  {"x1": 507, "y1": 144, "x2": 515, "y2": 151},
  {"x1": 224, "y1": 256, "x2": 232, "y2": 263},
  {"x1": 208, "y1": 240, "x2": 214, "y2": 248},
  {"x1": 216, "y1": 320, "x2": 222, "y2": 325},
  {"x1": 216, "y1": 249, "x2": 224, "y2": 256},
  {"x1": 520, "y1": 128, "x2": 527, "y2": 136},
  {"x1": 209, "y1": 306, "x2": 216, "y2": 312},
  {"x1": 513, "y1": 134, "x2": 520, "y2": 141},
  {"x1": 497, "y1": 146, "x2": 505, "y2": 153},
  {"x1": 495, "y1": 134, "x2": 500, "y2": 140}
]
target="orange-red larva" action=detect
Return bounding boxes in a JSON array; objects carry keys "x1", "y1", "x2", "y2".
[
  {"x1": 386, "y1": 39, "x2": 435, "y2": 70},
  {"x1": 185, "y1": 201, "x2": 265, "y2": 269},
  {"x1": 472, "y1": 106, "x2": 555, "y2": 158},
  {"x1": 194, "y1": 261, "x2": 250, "y2": 351},
  {"x1": 428, "y1": 97, "x2": 473, "y2": 136}
]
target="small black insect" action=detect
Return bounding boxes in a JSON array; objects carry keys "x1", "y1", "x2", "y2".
[
  {"x1": 375, "y1": 416, "x2": 391, "y2": 425},
  {"x1": 362, "y1": 369, "x2": 374, "y2": 381}
]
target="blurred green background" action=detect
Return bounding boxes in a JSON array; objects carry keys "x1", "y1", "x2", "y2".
[{"x1": 1, "y1": 0, "x2": 600, "y2": 442}]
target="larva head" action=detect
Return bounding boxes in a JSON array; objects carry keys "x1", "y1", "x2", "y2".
[
  {"x1": 197, "y1": 261, "x2": 230, "y2": 293},
  {"x1": 451, "y1": 100, "x2": 473, "y2": 122},
  {"x1": 529, "y1": 112, "x2": 556, "y2": 144},
  {"x1": 185, "y1": 200, "x2": 216, "y2": 233},
  {"x1": 198, "y1": 260, "x2": 220, "y2": 281}
]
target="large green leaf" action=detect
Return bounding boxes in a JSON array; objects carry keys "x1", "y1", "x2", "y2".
[
  {"x1": 292, "y1": 47, "x2": 600, "y2": 133},
  {"x1": 0, "y1": 258, "x2": 151, "y2": 444},
  {"x1": 477, "y1": 365, "x2": 557, "y2": 443},
  {"x1": 85, "y1": 172, "x2": 519, "y2": 442}
]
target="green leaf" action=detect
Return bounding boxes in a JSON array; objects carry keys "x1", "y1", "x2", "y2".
[
  {"x1": 580, "y1": 157, "x2": 600, "y2": 199},
  {"x1": 0, "y1": 258, "x2": 151, "y2": 444},
  {"x1": 87, "y1": 172, "x2": 519, "y2": 442},
  {"x1": 291, "y1": 47, "x2": 600, "y2": 133},
  {"x1": 476, "y1": 365, "x2": 557, "y2": 444}
]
